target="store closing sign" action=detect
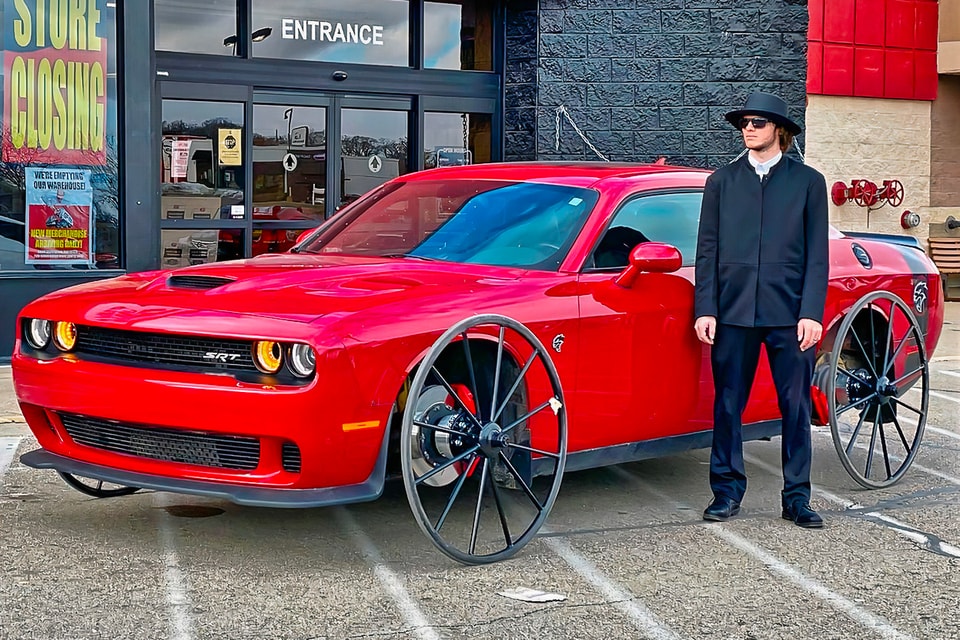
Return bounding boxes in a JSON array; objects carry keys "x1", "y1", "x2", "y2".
[{"x1": 2, "y1": 0, "x2": 108, "y2": 166}]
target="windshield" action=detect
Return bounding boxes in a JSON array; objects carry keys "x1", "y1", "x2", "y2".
[{"x1": 298, "y1": 179, "x2": 599, "y2": 270}]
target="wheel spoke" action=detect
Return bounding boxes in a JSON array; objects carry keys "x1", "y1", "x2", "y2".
[
  {"x1": 492, "y1": 352, "x2": 537, "y2": 423},
  {"x1": 891, "y1": 366, "x2": 924, "y2": 390},
  {"x1": 893, "y1": 398, "x2": 924, "y2": 417},
  {"x1": 95, "y1": 480, "x2": 103, "y2": 492},
  {"x1": 881, "y1": 327, "x2": 914, "y2": 379},
  {"x1": 849, "y1": 327, "x2": 879, "y2": 380},
  {"x1": 469, "y1": 458, "x2": 489, "y2": 554},
  {"x1": 878, "y1": 422, "x2": 893, "y2": 480},
  {"x1": 498, "y1": 451, "x2": 544, "y2": 512},
  {"x1": 837, "y1": 392, "x2": 878, "y2": 416},
  {"x1": 505, "y1": 441, "x2": 560, "y2": 459},
  {"x1": 891, "y1": 413, "x2": 912, "y2": 451},
  {"x1": 837, "y1": 366, "x2": 875, "y2": 390},
  {"x1": 864, "y1": 411, "x2": 880, "y2": 479},
  {"x1": 430, "y1": 366, "x2": 484, "y2": 430},
  {"x1": 845, "y1": 407, "x2": 870, "y2": 456},
  {"x1": 485, "y1": 461, "x2": 512, "y2": 547},
  {"x1": 880, "y1": 304, "x2": 896, "y2": 377},
  {"x1": 415, "y1": 444, "x2": 481, "y2": 486},
  {"x1": 413, "y1": 419, "x2": 472, "y2": 440},
  {"x1": 490, "y1": 326, "x2": 505, "y2": 425},
  {"x1": 502, "y1": 399, "x2": 555, "y2": 435},
  {"x1": 434, "y1": 455, "x2": 477, "y2": 532},
  {"x1": 461, "y1": 333, "x2": 482, "y2": 421}
]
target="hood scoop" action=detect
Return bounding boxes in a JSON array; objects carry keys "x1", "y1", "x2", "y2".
[{"x1": 167, "y1": 275, "x2": 236, "y2": 290}]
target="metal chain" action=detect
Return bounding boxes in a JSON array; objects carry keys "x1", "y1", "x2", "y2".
[{"x1": 555, "y1": 106, "x2": 609, "y2": 161}]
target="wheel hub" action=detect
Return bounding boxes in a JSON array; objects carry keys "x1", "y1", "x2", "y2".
[
  {"x1": 478, "y1": 422, "x2": 509, "y2": 458},
  {"x1": 876, "y1": 376, "x2": 898, "y2": 403}
]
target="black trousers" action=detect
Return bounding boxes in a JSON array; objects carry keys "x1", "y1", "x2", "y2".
[{"x1": 710, "y1": 324, "x2": 815, "y2": 507}]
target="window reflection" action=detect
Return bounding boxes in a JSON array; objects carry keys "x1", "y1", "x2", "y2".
[
  {"x1": 252, "y1": 0, "x2": 410, "y2": 66},
  {"x1": 155, "y1": 0, "x2": 237, "y2": 56},
  {"x1": 340, "y1": 109, "x2": 408, "y2": 206},
  {"x1": 424, "y1": 113, "x2": 491, "y2": 169},
  {"x1": 425, "y1": 1, "x2": 492, "y2": 71}
]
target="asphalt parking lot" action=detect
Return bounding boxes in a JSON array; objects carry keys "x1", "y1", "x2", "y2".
[{"x1": 1, "y1": 305, "x2": 959, "y2": 640}]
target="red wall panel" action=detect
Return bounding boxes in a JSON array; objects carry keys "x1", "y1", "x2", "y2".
[
  {"x1": 855, "y1": 0, "x2": 885, "y2": 46},
  {"x1": 885, "y1": 1, "x2": 916, "y2": 49},
  {"x1": 808, "y1": 0, "x2": 939, "y2": 101},
  {"x1": 823, "y1": 45, "x2": 855, "y2": 96},
  {"x1": 807, "y1": 42, "x2": 824, "y2": 94},
  {"x1": 884, "y1": 50, "x2": 915, "y2": 99},
  {"x1": 854, "y1": 48, "x2": 885, "y2": 97},
  {"x1": 914, "y1": 2, "x2": 939, "y2": 51},
  {"x1": 824, "y1": 0, "x2": 856, "y2": 43}
]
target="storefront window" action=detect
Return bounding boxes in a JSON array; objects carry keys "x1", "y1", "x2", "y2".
[
  {"x1": 423, "y1": 112, "x2": 491, "y2": 169},
  {"x1": 424, "y1": 1, "x2": 492, "y2": 71},
  {"x1": 155, "y1": 0, "x2": 238, "y2": 56},
  {"x1": 161, "y1": 100, "x2": 245, "y2": 266},
  {"x1": 341, "y1": 108, "x2": 408, "y2": 206},
  {"x1": 0, "y1": 0, "x2": 119, "y2": 272},
  {"x1": 252, "y1": 103, "x2": 326, "y2": 255},
  {"x1": 252, "y1": 0, "x2": 410, "y2": 66}
]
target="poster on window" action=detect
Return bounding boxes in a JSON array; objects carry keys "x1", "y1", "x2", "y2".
[{"x1": 24, "y1": 167, "x2": 94, "y2": 265}]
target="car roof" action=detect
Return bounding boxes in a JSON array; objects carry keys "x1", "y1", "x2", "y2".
[{"x1": 402, "y1": 161, "x2": 710, "y2": 188}]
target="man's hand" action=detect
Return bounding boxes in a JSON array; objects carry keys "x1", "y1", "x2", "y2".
[
  {"x1": 798, "y1": 318, "x2": 822, "y2": 352},
  {"x1": 695, "y1": 315, "x2": 716, "y2": 345}
]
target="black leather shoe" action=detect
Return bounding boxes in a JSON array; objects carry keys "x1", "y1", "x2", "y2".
[
  {"x1": 781, "y1": 503, "x2": 824, "y2": 528},
  {"x1": 703, "y1": 497, "x2": 741, "y2": 522}
]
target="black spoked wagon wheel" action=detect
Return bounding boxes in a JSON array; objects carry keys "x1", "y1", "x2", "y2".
[
  {"x1": 57, "y1": 472, "x2": 141, "y2": 498},
  {"x1": 400, "y1": 314, "x2": 567, "y2": 565},
  {"x1": 827, "y1": 291, "x2": 929, "y2": 489}
]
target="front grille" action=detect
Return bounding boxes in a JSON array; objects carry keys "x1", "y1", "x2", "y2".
[
  {"x1": 281, "y1": 442, "x2": 302, "y2": 473},
  {"x1": 75, "y1": 326, "x2": 257, "y2": 373},
  {"x1": 167, "y1": 275, "x2": 235, "y2": 290},
  {"x1": 60, "y1": 413, "x2": 260, "y2": 470}
]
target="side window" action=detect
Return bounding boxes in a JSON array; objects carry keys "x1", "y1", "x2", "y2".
[{"x1": 589, "y1": 191, "x2": 703, "y2": 269}]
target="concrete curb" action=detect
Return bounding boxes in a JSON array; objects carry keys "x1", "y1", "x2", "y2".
[{"x1": 0, "y1": 415, "x2": 25, "y2": 424}]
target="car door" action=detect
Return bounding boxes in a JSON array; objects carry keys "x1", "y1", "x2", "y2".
[{"x1": 573, "y1": 189, "x2": 712, "y2": 451}]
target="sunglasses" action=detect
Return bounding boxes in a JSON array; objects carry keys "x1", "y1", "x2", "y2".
[{"x1": 738, "y1": 117, "x2": 772, "y2": 130}]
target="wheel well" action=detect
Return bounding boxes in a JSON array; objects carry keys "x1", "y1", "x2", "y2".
[
  {"x1": 385, "y1": 338, "x2": 524, "y2": 477},
  {"x1": 820, "y1": 306, "x2": 888, "y2": 366}
]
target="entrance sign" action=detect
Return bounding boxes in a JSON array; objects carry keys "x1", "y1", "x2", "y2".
[
  {"x1": 218, "y1": 128, "x2": 242, "y2": 166},
  {"x1": 281, "y1": 19, "x2": 384, "y2": 46},
  {"x1": 24, "y1": 167, "x2": 94, "y2": 265},
  {"x1": 2, "y1": 0, "x2": 109, "y2": 166}
]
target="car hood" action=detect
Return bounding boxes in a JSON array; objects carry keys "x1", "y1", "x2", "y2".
[{"x1": 25, "y1": 254, "x2": 529, "y2": 336}]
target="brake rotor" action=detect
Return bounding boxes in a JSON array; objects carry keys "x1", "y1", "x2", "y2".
[{"x1": 409, "y1": 385, "x2": 471, "y2": 487}]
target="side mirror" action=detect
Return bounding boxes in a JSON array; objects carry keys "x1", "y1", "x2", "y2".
[{"x1": 614, "y1": 242, "x2": 682, "y2": 288}]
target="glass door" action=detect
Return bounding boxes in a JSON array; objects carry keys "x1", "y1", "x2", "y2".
[{"x1": 159, "y1": 83, "x2": 250, "y2": 266}]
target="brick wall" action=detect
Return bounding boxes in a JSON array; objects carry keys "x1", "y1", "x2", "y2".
[
  {"x1": 504, "y1": 0, "x2": 808, "y2": 168},
  {"x1": 804, "y1": 94, "x2": 931, "y2": 237}
]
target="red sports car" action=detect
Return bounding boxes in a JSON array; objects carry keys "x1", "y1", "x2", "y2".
[{"x1": 12, "y1": 162, "x2": 945, "y2": 564}]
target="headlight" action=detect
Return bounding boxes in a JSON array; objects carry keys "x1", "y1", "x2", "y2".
[
  {"x1": 52, "y1": 321, "x2": 77, "y2": 351},
  {"x1": 288, "y1": 343, "x2": 316, "y2": 378},
  {"x1": 253, "y1": 340, "x2": 283, "y2": 374},
  {"x1": 25, "y1": 319, "x2": 51, "y2": 349}
]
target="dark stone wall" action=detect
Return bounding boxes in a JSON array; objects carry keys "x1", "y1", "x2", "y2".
[{"x1": 504, "y1": 0, "x2": 808, "y2": 168}]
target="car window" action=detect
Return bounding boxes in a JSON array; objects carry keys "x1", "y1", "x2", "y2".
[
  {"x1": 300, "y1": 179, "x2": 599, "y2": 271},
  {"x1": 589, "y1": 191, "x2": 703, "y2": 270}
]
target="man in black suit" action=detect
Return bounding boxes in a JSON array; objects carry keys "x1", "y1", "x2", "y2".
[{"x1": 694, "y1": 92, "x2": 829, "y2": 528}]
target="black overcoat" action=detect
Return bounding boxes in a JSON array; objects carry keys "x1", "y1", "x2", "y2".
[{"x1": 694, "y1": 154, "x2": 830, "y2": 327}]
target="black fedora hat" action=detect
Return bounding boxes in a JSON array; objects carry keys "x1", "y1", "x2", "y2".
[{"x1": 725, "y1": 92, "x2": 801, "y2": 135}]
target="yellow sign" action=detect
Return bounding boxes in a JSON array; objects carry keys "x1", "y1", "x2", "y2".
[{"x1": 218, "y1": 128, "x2": 241, "y2": 166}]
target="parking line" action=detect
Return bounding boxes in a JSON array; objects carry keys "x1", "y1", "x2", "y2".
[
  {"x1": 613, "y1": 468, "x2": 915, "y2": 640},
  {"x1": 335, "y1": 507, "x2": 441, "y2": 640},
  {"x1": 0, "y1": 437, "x2": 22, "y2": 487},
  {"x1": 153, "y1": 494, "x2": 194, "y2": 640},
  {"x1": 542, "y1": 535, "x2": 686, "y2": 640},
  {"x1": 938, "y1": 370, "x2": 960, "y2": 378}
]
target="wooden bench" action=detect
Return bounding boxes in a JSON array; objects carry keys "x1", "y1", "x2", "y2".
[{"x1": 929, "y1": 237, "x2": 960, "y2": 301}]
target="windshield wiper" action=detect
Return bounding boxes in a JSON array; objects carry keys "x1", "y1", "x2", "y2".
[{"x1": 382, "y1": 253, "x2": 442, "y2": 262}]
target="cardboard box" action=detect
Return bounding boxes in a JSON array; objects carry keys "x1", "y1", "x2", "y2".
[
  {"x1": 161, "y1": 195, "x2": 222, "y2": 220},
  {"x1": 160, "y1": 230, "x2": 219, "y2": 268}
]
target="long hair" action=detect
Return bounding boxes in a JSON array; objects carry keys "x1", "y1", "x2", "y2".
[{"x1": 778, "y1": 127, "x2": 795, "y2": 153}]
